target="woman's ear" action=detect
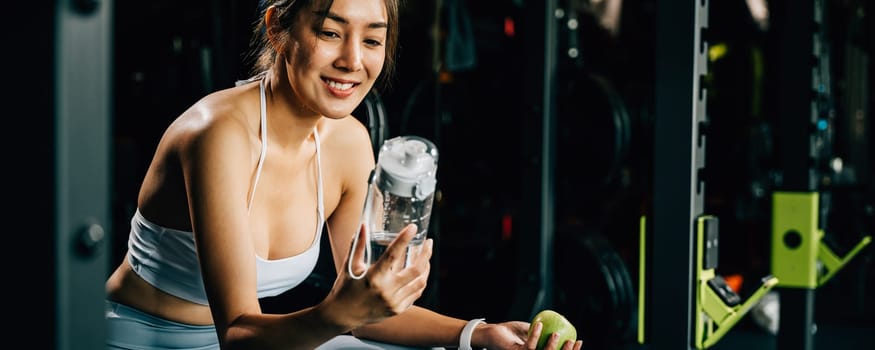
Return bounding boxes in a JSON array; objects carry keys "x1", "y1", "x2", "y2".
[{"x1": 264, "y1": 5, "x2": 282, "y2": 52}]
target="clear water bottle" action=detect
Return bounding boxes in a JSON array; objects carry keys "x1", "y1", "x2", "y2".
[{"x1": 349, "y1": 136, "x2": 438, "y2": 278}]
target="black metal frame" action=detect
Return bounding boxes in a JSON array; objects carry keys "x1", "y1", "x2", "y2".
[
  {"x1": 771, "y1": 0, "x2": 821, "y2": 349},
  {"x1": 647, "y1": 0, "x2": 709, "y2": 348},
  {"x1": 509, "y1": 0, "x2": 559, "y2": 322}
]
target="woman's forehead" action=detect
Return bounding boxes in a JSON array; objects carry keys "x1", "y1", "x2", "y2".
[{"x1": 309, "y1": 0, "x2": 388, "y2": 20}]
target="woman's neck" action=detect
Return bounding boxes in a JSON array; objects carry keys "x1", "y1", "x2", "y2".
[{"x1": 262, "y1": 68, "x2": 322, "y2": 150}]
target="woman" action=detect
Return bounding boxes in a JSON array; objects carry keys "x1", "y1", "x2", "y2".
[{"x1": 105, "y1": 0, "x2": 583, "y2": 349}]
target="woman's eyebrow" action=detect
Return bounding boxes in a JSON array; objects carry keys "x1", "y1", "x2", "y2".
[{"x1": 315, "y1": 10, "x2": 388, "y2": 29}]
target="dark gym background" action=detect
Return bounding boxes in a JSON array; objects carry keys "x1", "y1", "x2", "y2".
[
  {"x1": 109, "y1": 0, "x2": 874, "y2": 349},
  {"x1": 19, "y1": 0, "x2": 873, "y2": 349}
]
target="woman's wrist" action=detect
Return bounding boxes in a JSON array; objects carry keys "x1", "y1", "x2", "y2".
[
  {"x1": 459, "y1": 318, "x2": 486, "y2": 350},
  {"x1": 314, "y1": 298, "x2": 360, "y2": 334}
]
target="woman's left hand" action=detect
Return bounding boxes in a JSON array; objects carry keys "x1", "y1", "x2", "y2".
[{"x1": 474, "y1": 321, "x2": 583, "y2": 350}]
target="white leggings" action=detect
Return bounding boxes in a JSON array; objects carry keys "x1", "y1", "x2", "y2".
[
  {"x1": 105, "y1": 300, "x2": 442, "y2": 350},
  {"x1": 106, "y1": 300, "x2": 219, "y2": 350}
]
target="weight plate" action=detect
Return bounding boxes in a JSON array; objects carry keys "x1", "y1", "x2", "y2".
[{"x1": 555, "y1": 227, "x2": 636, "y2": 348}]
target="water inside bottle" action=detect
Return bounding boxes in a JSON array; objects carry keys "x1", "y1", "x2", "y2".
[{"x1": 368, "y1": 230, "x2": 427, "y2": 267}]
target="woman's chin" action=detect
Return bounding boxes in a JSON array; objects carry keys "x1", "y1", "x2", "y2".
[{"x1": 321, "y1": 110, "x2": 356, "y2": 120}]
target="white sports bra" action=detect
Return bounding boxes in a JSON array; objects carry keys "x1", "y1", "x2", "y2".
[{"x1": 127, "y1": 77, "x2": 324, "y2": 305}]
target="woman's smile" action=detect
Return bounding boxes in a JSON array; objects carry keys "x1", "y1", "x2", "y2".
[{"x1": 323, "y1": 77, "x2": 359, "y2": 97}]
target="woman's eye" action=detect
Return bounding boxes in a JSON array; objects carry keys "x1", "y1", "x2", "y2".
[
  {"x1": 364, "y1": 39, "x2": 383, "y2": 47},
  {"x1": 320, "y1": 30, "x2": 340, "y2": 39}
]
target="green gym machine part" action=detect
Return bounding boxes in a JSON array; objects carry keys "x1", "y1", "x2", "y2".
[
  {"x1": 771, "y1": 192, "x2": 872, "y2": 289},
  {"x1": 637, "y1": 215, "x2": 646, "y2": 345},
  {"x1": 637, "y1": 215, "x2": 779, "y2": 348},
  {"x1": 694, "y1": 215, "x2": 779, "y2": 349}
]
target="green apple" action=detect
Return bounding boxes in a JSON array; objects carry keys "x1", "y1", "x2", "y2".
[{"x1": 529, "y1": 309, "x2": 577, "y2": 350}]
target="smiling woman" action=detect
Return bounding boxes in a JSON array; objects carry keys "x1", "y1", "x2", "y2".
[{"x1": 103, "y1": 0, "x2": 583, "y2": 350}]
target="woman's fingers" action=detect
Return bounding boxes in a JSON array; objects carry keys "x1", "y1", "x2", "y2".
[
  {"x1": 392, "y1": 239, "x2": 431, "y2": 296},
  {"x1": 393, "y1": 274, "x2": 427, "y2": 312},
  {"x1": 526, "y1": 322, "x2": 542, "y2": 349},
  {"x1": 364, "y1": 225, "x2": 431, "y2": 313},
  {"x1": 376, "y1": 223, "x2": 417, "y2": 272},
  {"x1": 543, "y1": 332, "x2": 560, "y2": 350},
  {"x1": 412, "y1": 236, "x2": 433, "y2": 265},
  {"x1": 337, "y1": 224, "x2": 434, "y2": 322},
  {"x1": 560, "y1": 339, "x2": 583, "y2": 350}
]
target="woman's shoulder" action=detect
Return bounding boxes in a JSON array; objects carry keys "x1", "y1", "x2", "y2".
[
  {"x1": 157, "y1": 84, "x2": 260, "y2": 157},
  {"x1": 172, "y1": 84, "x2": 259, "y2": 138}
]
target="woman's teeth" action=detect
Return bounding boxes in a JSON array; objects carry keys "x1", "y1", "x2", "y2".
[{"x1": 326, "y1": 80, "x2": 354, "y2": 91}]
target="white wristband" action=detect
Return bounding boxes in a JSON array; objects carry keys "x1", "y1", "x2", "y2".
[{"x1": 459, "y1": 318, "x2": 485, "y2": 350}]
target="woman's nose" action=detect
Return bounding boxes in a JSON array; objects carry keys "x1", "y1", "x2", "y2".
[{"x1": 335, "y1": 41, "x2": 364, "y2": 72}]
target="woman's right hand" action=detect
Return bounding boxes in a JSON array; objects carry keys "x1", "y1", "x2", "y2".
[{"x1": 324, "y1": 223, "x2": 433, "y2": 329}]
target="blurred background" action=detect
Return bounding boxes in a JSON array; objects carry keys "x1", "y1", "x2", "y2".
[{"x1": 15, "y1": 0, "x2": 873, "y2": 349}]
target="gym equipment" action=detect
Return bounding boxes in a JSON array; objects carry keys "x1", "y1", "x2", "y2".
[
  {"x1": 640, "y1": 1, "x2": 780, "y2": 348},
  {"x1": 639, "y1": 0, "x2": 711, "y2": 348},
  {"x1": 693, "y1": 216, "x2": 778, "y2": 349},
  {"x1": 556, "y1": 69, "x2": 631, "y2": 191},
  {"x1": 769, "y1": 1, "x2": 873, "y2": 348},
  {"x1": 638, "y1": 214, "x2": 778, "y2": 349},
  {"x1": 556, "y1": 227, "x2": 635, "y2": 349},
  {"x1": 53, "y1": 2, "x2": 113, "y2": 349},
  {"x1": 555, "y1": 0, "x2": 632, "y2": 193},
  {"x1": 771, "y1": 192, "x2": 871, "y2": 289},
  {"x1": 353, "y1": 90, "x2": 389, "y2": 156}
]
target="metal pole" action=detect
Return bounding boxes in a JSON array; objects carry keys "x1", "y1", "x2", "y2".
[
  {"x1": 771, "y1": 0, "x2": 820, "y2": 349},
  {"x1": 509, "y1": 0, "x2": 558, "y2": 321},
  {"x1": 55, "y1": 0, "x2": 113, "y2": 349},
  {"x1": 649, "y1": 0, "x2": 708, "y2": 348}
]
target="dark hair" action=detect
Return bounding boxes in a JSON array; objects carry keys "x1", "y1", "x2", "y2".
[{"x1": 247, "y1": 0, "x2": 401, "y2": 92}]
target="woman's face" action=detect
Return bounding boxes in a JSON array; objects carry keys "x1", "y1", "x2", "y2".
[{"x1": 285, "y1": 0, "x2": 388, "y2": 119}]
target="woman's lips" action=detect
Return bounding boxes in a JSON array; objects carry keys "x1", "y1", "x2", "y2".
[{"x1": 324, "y1": 78, "x2": 359, "y2": 97}]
